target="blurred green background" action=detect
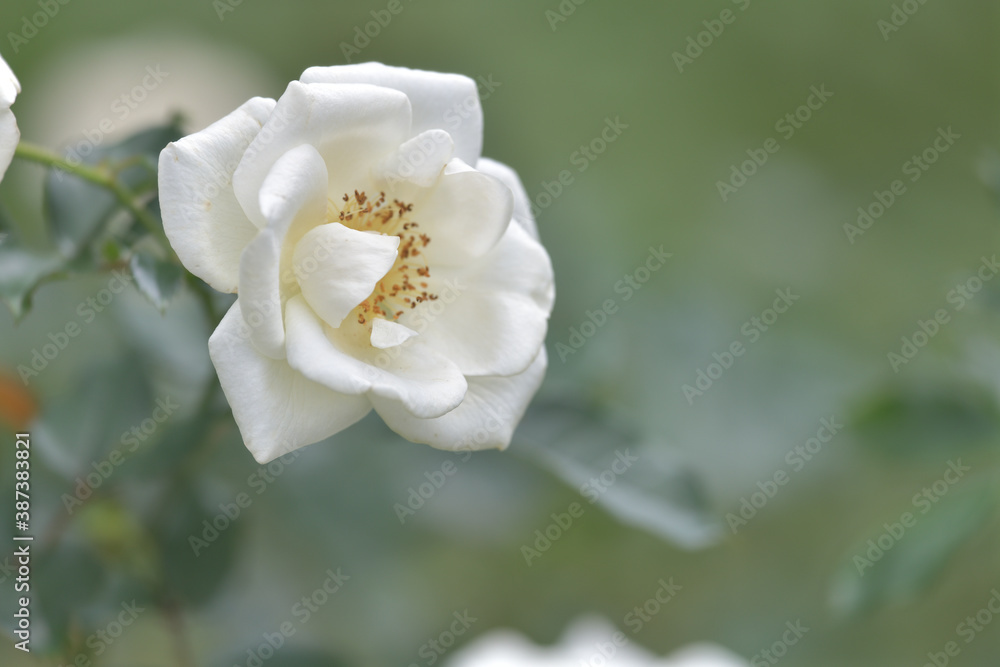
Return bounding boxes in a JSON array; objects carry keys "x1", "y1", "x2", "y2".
[{"x1": 2, "y1": 1, "x2": 1000, "y2": 665}]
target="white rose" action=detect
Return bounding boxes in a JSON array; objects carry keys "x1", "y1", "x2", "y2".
[
  {"x1": 445, "y1": 617, "x2": 748, "y2": 667},
  {"x1": 159, "y1": 63, "x2": 554, "y2": 463},
  {"x1": 0, "y1": 53, "x2": 21, "y2": 182}
]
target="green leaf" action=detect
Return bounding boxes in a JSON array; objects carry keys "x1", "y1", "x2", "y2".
[
  {"x1": 129, "y1": 249, "x2": 183, "y2": 312},
  {"x1": 513, "y1": 401, "x2": 722, "y2": 549},
  {"x1": 851, "y1": 382, "x2": 1000, "y2": 459},
  {"x1": 31, "y1": 539, "x2": 109, "y2": 652},
  {"x1": 0, "y1": 245, "x2": 66, "y2": 320},
  {"x1": 151, "y1": 479, "x2": 242, "y2": 608},
  {"x1": 45, "y1": 124, "x2": 182, "y2": 255},
  {"x1": 829, "y1": 478, "x2": 995, "y2": 615},
  {"x1": 33, "y1": 354, "x2": 154, "y2": 478}
]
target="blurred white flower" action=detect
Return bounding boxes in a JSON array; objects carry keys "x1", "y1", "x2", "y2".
[
  {"x1": 159, "y1": 63, "x2": 554, "y2": 463},
  {"x1": 0, "y1": 53, "x2": 21, "y2": 183},
  {"x1": 445, "y1": 618, "x2": 747, "y2": 667}
]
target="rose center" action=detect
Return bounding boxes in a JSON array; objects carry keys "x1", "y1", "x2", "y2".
[{"x1": 327, "y1": 190, "x2": 437, "y2": 327}]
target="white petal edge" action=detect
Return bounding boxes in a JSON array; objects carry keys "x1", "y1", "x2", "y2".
[
  {"x1": 370, "y1": 318, "x2": 418, "y2": 349},
  {"x1": 293, "y1": 223, "x2": 400, "y2": 329},
  {"x1": 208, "y1": 301, "x2": 372, "y2": 463},
  {"x1": 475, "y1": 157, "x2": 539, "y2": 241},
  {"x1": 232, "y1": 81, "x2": 411, "y2": 228},
  {"x1": 0, "y1": 55, "x2": 19, "y2": 108},
  {"x1": 375, "y1": 129, "x2": 454, "y2": 188},
  {"x1": 284, "y1": 295, "x2": 467, "y2": 419},
  {"x1": 159, "y1": 96, "x2": 276, "y2": 293},
  {"x1": 238, "y1": 144, "x2": 329, "y2": 359},
  {"x1": 372, "y1": 347, "x2": 548, "y2": 452},
  {"x1": 416, "y1": 158, "x2": 513, "y2": 267},
  {"x1": 0, "y1": 108, "x2": 19, "y2": 183},
  {"x1": 414, "y1": 221, "x2": 555, "y2": 377},
  {"x1": 301, "y1": 63, "x2": 483, "y2": 166}
]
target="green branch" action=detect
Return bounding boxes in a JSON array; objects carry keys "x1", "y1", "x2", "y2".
[{"x1": 13, "y1": 141, "x2": 171, "y2": 254}]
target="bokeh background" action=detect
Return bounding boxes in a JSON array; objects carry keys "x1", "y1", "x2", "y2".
[{"x1": 2, "y1": 1, "x2": 1000, "y2": 665}]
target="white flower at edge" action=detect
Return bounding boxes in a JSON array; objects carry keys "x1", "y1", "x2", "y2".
[
  {"x1": 445, "y1": 617, "x2": 748, "y2": 667},
  {"x1": 0, "y1": 53, "x2": 21, "y2": 183},
  {"x1": 159, "y1": 63, "x2": 555, "y2": 463}
]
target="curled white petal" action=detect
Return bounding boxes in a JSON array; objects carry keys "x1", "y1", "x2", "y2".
[
  {"x1": 239, "y1": 143, "x2": 329, "y2": 359},
  {"x1": 301, "y1": 62, "x2": 483, "y2": 165},
  {"x1": 208, "y1": 302, "x2": 371, "y2": 463},
  {"x1": 159, "y1": 96, "x2": 275, "y2": 293},
  {"x1": 284, "y1": 295, "x2": 467, "y2": 418},
  {"x1": 293, "y1": 223, "x2": 399, "y2": 329},
  {"x1": 372, "y1": 348, "x2": 547, "y2": 452},
  {"x1": 0, "y1": 54, "x2": 21, "y2": 184},
  {"x1": 370, "y1": 318, "x2": 419, "y2": 349}
]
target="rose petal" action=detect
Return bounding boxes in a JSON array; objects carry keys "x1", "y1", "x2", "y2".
[
  {"x1": 209, "y1": 301, "x2": 372, "y2": 463},
  {"x1": 232, "y1": 81, "x2": 411, "y2": 228},
  {"x1": 300, "y1": 63, "x2": 483, "y2": 165},
  {"x1": 159, "y1": 96, "x2": 276, "y2": 293},
  {"x1": 293, "y1": 223, "x2": 400, "y2": 329},
  {"x1": 374, "y1": 129, "x2": 454, "y2": 189},
  {"x1": 412, "y1": 222, "x2": 554, "y2": 377},
  {"x1": 0, "y1": 108, "x2": 18, "y2": 183},
  {"x1": 476, "y1": 157, "x2": 539, "y2": 241},
  {"x1": 372, "y1": 348, "x2": 548, "y2": 451},
  {"x1": 285, "y1": 295, "x2": 467, "y2": 418},
  {"x1": 370, "y1": 318, "x2": 418, "y2": 349},
  {"x1": 415, "y1": 158, "x2": 512, "y2": 267},
  {"x1": 0, "y1": 55, "x2": 19, "y2": 108},
  {"x1": 238, "y1": 144, "x2": 329, "y2": 359}
]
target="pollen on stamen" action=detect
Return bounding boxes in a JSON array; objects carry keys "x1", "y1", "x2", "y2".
[{"x1": 330, "y1": 190, "x2": 439, "y2": 331}]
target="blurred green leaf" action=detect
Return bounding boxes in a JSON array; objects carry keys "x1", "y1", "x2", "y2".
[
  {"x1": 45, "y1": 124, "x2": 181, "y2": 256},
  {"x1": 514, "y1": 401, "x2": 722, "y2": 549},
  {"x1": 0, "y1": 244, "x2": 66, "y2": 321},
  {"x1": 129, "y1": 249, "x2": 183, "y2": 312},
  {"x1": 830, "y1": 479, "x2": 995, "y2": 615},
  {"x1": 151, "y1": 479, "x2": 242, "y2": 608},
  {"x1": 851, "y1": 382, "x2": 1000, "y2": 459},
  {"x1": 34, "y1": 355, "x2": 154, "y2": 479},
  {"x1": 33, "y1": 539, "x2": 109, "y2": 652},
  {"x1": 217, "y1": 648, "x2": 351, "y2": 667}
]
